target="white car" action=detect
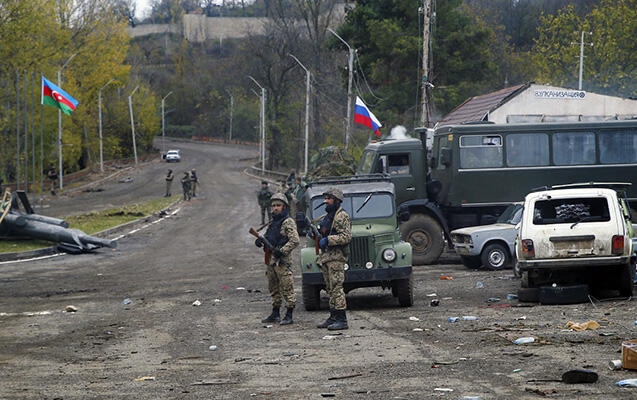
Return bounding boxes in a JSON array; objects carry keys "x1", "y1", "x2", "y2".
[
  {"x1": 165, "y1": 149, "x2": 181, "y2": 162},
  {"x1": 516, "y1": 182, "x2": 635, "y2": 302},
  {"x1": 451, "y1": 203, "x2": 522, "y2": 270}
]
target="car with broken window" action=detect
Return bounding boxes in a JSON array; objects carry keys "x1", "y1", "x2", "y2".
[
  {"x1": 296, "y1": 175, "x2": 413, "y2": 310},
  {"x1": 515, "y1": 182, "x2": 635, "y2": 303},
  {"x1": 450, "y1": 202, "x2": 522, "y2": 270}
]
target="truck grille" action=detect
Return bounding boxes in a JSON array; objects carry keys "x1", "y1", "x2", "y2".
[{"x1": 348, "y1": 236, "x2": 370, "y2": 268}]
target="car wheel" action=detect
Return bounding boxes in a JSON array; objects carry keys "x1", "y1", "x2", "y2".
[
  {"x1": 618, "y1": 261, "x2": 635, "y2": 297},
  {"x1": 481, "y1": 243, "x2": 510, "y2": 270},
  {"x1": 517, "y1": 287, "x2": 539, "y2": 302},
  {"x1": 393, "y1": 275, "x2": 414, "y2": 307},
  {"x1": 460, "y1": 256, "x2": 482, "y2": 269},
  {"x1": 400, "y1": 214, "x2": 444, "y2": 265},
  {"x1": 538, "y1": 284, "x2": 589, "y2": 305},
  {"x1": 302, "y1": 283, "x2": 321, "y2": 311}
]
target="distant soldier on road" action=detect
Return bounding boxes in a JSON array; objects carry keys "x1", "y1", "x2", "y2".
[
  {"x1": 257, "y1": 181, "x2": 273, "y2": 225},
  {"x1": 164, "y1": 169, "x2": 174, "y2": 197},
  {"x1": 181, "y1": 171, "x2": 191, "y2": 201},
  {"x1": 190, "y1": 168, "x2": 198, "y2": 197}
]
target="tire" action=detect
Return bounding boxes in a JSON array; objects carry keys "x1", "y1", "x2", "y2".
[
  {"x1": 481, "y1": 243, "x2": 510, "y2": 271},
  {"x1": 618, "y1": 261, "x2": 635, "y2": 297},
  {"x1": 517, "y1": 287, "x2": 539, "y2": 302},
  {"x1": 302, "y1": 283, "x2": 321, "y2": 311},
  {"x1": 393, "y1": 275, "x2": 414, "y2": 307},
  {"x1": 460, "y1": 256, "x2": 482, "y2": 269},
  {"x1": 400, "y1": 214, "x2": 444, "y2": 265},
  {"x1": 538, "y1": 284, "x2": 589, "y2": 305}
]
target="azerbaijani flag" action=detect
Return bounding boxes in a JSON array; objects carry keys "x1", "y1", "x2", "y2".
[
  {"x1": 41, "y1": 76, "x2": 79, "y2": 116},
  {"x1": 354, "y1": 96, "x2": 382, "y2": 137}
]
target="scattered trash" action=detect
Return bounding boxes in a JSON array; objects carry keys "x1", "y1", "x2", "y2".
[
  {"x1": 439, "y1": 275, "x2": 453, "y2": 280},
  {"x1": 507, "y1": 293, "x2": 518, "y2": 300},
  {"x1": 236, "y1": 287, "x2": 245, "y2": 290},
  {"x1": 513, "y1": 368, "x2": 522, "y2": 373},
  {"x1": 475, "y1": 281, "x2": 484, "y2": 288},
  {"x1": 609, "y1": 360, "x2": 622, "y2": 370},
  {"x1": 122, "y1": 298, "x2": 132, "y2": 305},
  {"x1": 516, "y1": 315, "x2": 527, "y2": 320},
  {"x1": 426, "y1": 293, "x2": 437, "y2": 297},
  {"x1": 264, "y1": 325, "x2": 273, "y2": 328},
  {"x1": 448, "y1": 317, "x2": 459, "y2": 322},
  {"x1": 513, "y1": 337, "x2": 535, "y2": 345},
  {"x1": 462, "y1": 316, "x2": 478, "y2": 321},
  {"x1": 320, "y1": 393, "x2": 336, "y2": 398},
  {"x1": 461, "y1": 397, "x2": 483, "y2": 400},
  {"x1": 65, "y1": 305, "x2": 78, "y2": 312},
  {"x1": 409, "y1": 316, "x2": 420, "y2": 321},
  {"x1": 221, "y1": 286, "x2": 227, "y2": 290},
  {"x1": 561, "y1": 369, "x2": 598, "y2": 384},
  {"x1": 622, "y1": 340, "x2": 637, "y2": 370},
  {"x1": 487, "y1": 297, "x2": 500, "y2": 302},
  {"x1": 413, "y1": 328, "x2": 424, "y2": 332},
  {"x1": 564, "y1": 320, "x2": 600, "y2": 331},
  {"x1": 192, "y1": 300, "x2": 202, "y2": 306},
  {"x1": 134, "y1": 376, "x2": 156, "y2": 381},
  {"x1": 434, "y1": 388, "x2": 453, "y2": 392},
  {"x1": 208, "y1": 345, "x2": 218, "y2": 351},
  {"x1": 430, "y1": 299, "x2": 440, "y2": 306},
  {"x1": 214, "y1": 298, "x2": 221, "y2": 303},
  {"x1": 322, "y1": 335, "x2": 339, "y2": 340},
  {"x1": 328, "y1": 372, "x2": 362, "y2": 380},
  {"x1": 616, "y1": 378, "x2": 637, "y2": 387}
]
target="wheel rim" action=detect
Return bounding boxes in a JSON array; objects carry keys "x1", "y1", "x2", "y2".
[
  {"x1": 409, "y1": 230, "x2": 431, "y2": 253},
  {"x1": 488, "y1": 250, "x2": 505, "y2": 268}
]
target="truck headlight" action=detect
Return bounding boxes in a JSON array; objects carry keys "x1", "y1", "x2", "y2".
[{"x1": 382, "y1": 248, "x2": 397, "y2": 263}]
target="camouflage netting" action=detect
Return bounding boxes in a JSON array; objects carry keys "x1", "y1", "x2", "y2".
[{"x1": 306, "y1": 146, "x2": 356, "y2": 182}]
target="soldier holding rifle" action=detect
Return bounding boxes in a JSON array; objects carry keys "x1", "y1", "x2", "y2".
[{"x1": 250, "y1": 193, "x2": 299, "y2": 325}]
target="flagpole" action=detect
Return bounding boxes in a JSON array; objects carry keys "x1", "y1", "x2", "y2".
[
  {"x1": 328, "y1": 28, "x2": 354, "y2": 151},
  {"x1": 57, "y1": 53, "x2": 76, "y2": 190}
]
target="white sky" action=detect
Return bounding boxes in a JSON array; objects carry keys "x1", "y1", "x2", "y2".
[{"x1": 135, "y1": 0, "x2": 152, "y2": 19}]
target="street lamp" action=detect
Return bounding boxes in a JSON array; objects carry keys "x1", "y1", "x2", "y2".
[
  {"x1": 225, "y1": 89, "x2": 234, "y2": 143},
  {"x1": 162, "y1": 91, "x2": 173, "y2": 155},
  {"x1": 328, "y1": 28, "x2": 354, "y2": 150},
  {"x1": 128, "y1": 85, "x2": 140, "y2": 165},
  {"x1": 288, "y1": 53, "x2": 311, "y2": 176},
  {"x1": 57, "y1": 52, "x2": 77, "y2": 190},
  {"x1": 247, "y1": 76, "x2": 266, "y2": 174},
  {"x1": 98, "y1": 78, "x2": 115, "y2": 173}
]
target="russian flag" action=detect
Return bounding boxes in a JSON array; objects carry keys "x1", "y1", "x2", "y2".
[{"x1": 354, "y1": 96, "x2": 382, "y2": 137}]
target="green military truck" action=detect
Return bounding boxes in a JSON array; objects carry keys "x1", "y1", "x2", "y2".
[
  {"x1": 358, "y1": 120, "x2": 637, "y2": 265},
  {"x1": 296, "y1": 175, "x2": 413, "y2": 310}
]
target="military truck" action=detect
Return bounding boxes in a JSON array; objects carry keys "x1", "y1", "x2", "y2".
[
  {"x1": 358, "y1": 120, "x2": 637, "y2": 265},
  {"x1": 296, "y1": 175, "x2": 413, "y2": 310}
]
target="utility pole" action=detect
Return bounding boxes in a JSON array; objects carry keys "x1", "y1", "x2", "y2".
[
  {"x1": 57, "y1": 53, "x2": 76, "y2": 190},
  {"x1": 420, "y1": 0, "x2": 433, "y2": 127},
  {"x1": 288, "y1": 53, "x2": 311, "y2": 176},
  {"x1": 248, "y1": 76, "x2": 266, "y2": 174},
  {"x1": 98, "y1": 78, "x2": 115, "y2": 172},
  {"x1": 225, "y1": 89, "x2": 233, "y2": 143},
  {"x1": 328, "y1": 28, "x2": 354, "y2": 150},
  {"x1": 162, "y1": 91, "x2": 173, "y2": 155},
  {"x1": 574, "y1": 31, "x2": 593, "y2": 90},
  {"x1": 128, "y1": 85, "x2": 140, "y2": 165}
]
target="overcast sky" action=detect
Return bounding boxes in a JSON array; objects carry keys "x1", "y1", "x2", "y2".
[{"x1": 135, "y1": 0, "x2": 151, "y2": 18}]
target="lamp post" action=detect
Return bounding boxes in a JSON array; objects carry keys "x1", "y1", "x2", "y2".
[
  {"x1": 162, "y1": 91, "x2": 173, "y2": 155},
  {"x1": 225, "y1": 89, "x2": 234, "y2": 143},
  {"x1": 577, "y1": 31, "x2": 593, "y2": 90},
  {"x1": 128, "y1": 85, "x2": 139, "y2": 165},
  {"x1": 247, "y1": 76, "x2": 266, "y2": 174},
  {"x1": 288, "y1": 53, "x2": 311, "y2": 176},
  {"x1": 57, "y1": 52, "x2": 76, "y2": 190},
  {"x1": 98, "y1": 78, "x2": 115, "y2": 172},
  {"x1": 328, "y1": 28, "x2": 354, "y2": 150}
]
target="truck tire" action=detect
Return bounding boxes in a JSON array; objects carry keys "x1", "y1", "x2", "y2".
[
  {"x1": 481, "y1": 243, "x2": 510, "y2": 271},
  {"x1": 302, "y1": 283, "x2": 321, "y2": 311},
  {"x1": 517, "y1": 287, "x2": 539, "y2": 302},
  {"x1": 618, "y1": 261, "x2": 635, "y2": 297},
  {"x1": 538, "y1": 284, "x2": 589, "y2": 305},
  {"x1": 460, "y1": 256, "x2": 482, "y2": 269},
  {"x1": 400, "y1": 214, "x2": 444, "y2": 265},
  {"x1": 393, "y1": 275, "x2": 414, "y2": 307}
]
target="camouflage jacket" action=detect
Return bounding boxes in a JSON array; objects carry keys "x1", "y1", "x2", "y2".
[
  {"x1": 317, "y1": 207, "x2": 351, "y2": 264},
  {"x1": 257, "y1": 188, "x2": 273, "y2": 207},
  {"x1": 268, "y1": 216, "x2": 299, "y2": 267}
]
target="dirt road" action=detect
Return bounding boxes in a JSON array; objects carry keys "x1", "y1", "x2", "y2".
[{"x1": 1, "y1": 141, "x2": 637, "y2": 399}]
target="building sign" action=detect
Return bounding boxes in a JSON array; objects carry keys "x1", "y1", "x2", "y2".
[{"x1": 534, "y1": 90, "x2": 586, "y2": 99}]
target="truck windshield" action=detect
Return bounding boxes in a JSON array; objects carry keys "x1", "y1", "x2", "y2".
[
  {"x1": 358, "y1": 151, "x2": 377, "y2": 173},
  {"x1": 311, "y1": 193, "x2": 394, "y2": 220}
]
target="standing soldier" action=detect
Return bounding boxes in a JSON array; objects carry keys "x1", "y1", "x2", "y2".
[
  {"x1": 180, "y1": 171, "x2": 191, "y2": 201},
  {"x1": 315, "y1": 187, "x2": 352, "y2": 330},
  {"x1": 254, "y1": 193, "x2": 300, "y2": 325},
  {"x1": 47, "y1": 166, "x2": 58, "y2": 195},
  {"x1": 257, "y1": 181, "x2": 273, "y2": 225},
  {"x1": 190, "y1": 168, "x2": 198, "y2": 197},
  {"x1": 164, "y1": 169, "x2": 174, "y2": 197}
]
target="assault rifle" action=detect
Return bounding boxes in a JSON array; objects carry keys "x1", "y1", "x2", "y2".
[
  {"x1": 304, "y1": 216, "x2": 321, "y2": 255},
  {"x1": 248, "y1": 226, "x2": 274, "y2": 264}
]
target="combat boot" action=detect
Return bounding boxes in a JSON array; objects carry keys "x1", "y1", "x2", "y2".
[
  {"x1": 317, "y1": 309, "x2": 336, "y2": 328},
  {"x1": 327, "y1": 309, "x2": 348, "y2": 330},
  {"x1": 280, "y1": 308, "x2": 294, "y2": 325},
  {"x1": 261, "y1": 307, "x2": 280, "y2": 323}
]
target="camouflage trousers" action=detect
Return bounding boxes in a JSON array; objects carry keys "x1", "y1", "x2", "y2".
[
  {"x1": 321, "y1": 260, "x2": 346, "y2": 310},
  {"x1": 266, "y1": 262, "x2": 296, "y2": 309},
  {"x1": 260, "y1": 206, "x2": 271, "y2": 224}
]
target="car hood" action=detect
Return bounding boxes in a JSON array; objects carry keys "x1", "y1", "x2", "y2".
[{"x1": 451, "y1": 223, "x2": 516, "y2": 236}]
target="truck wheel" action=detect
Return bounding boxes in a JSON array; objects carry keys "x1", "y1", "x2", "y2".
[
  {"x1": 460, "y1": 256, "x2": 482, "y2": 269},
  {"x1": 302, "y1": 283, "x2": 321, "y2": 311},
  {"x1": 517, "y1": 287, "x2": 539, "y2": 302},
  {"x1": 538, "y1": 284, "x2": 589, "y2": 305},
  {"x1": 400, "y1": 214, "x2": 444, "y2": 265},
  {"x1": 393, "y1": 275, "x2": 414, "y2": 307},
  {"x1": 481, "y1": 243, "x2": 510, "y2": 271},
  {"x1": 618, "y1": 261, "x2": 635, "y2": 297}
]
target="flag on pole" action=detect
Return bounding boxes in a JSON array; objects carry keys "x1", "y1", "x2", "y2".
[
  {"x1": 41, "y1": 76, "x2": 79, "y2": 115},
  {"x1": 354, "y1": 96, "x2": 382, "y2": 137}
]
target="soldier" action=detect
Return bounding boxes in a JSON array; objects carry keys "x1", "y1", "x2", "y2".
[
  {"x1": 254, "y1": 193, "x2": 300, "y2": 325},
  {"x1": 180, "y1": 171, "x2": 191, "y2": 201},
  {"x1": 314, "y1": 187, "x2": 352, "y2": 330},
  {"x1": 190, "y1": 168, "x2": 198, "y2": 197},
  {"x1": 47, "y1": 166, "x2": 58, "y2": 195},
  {"x1": 257, "y1": 181, "x2": 273, "y2": 225},
  {"x1": 164, "y1": 169, "x2": 174, "y2": 197}
]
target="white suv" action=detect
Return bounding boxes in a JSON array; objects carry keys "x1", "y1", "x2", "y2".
[
  {"x1": 165, "y1": 149, "x2": 181, "y2": 162},
  {"x1": 516, "y1": 183, "x2": 635, "y2": 302}
]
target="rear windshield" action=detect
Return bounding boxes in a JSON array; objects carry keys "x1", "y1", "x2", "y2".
[{"x1": 532, "y1": 197, "x2": 610, "y2": 225}]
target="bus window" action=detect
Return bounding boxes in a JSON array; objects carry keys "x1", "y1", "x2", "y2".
[
  {"x1": 506, "y1": 133, "x2": 549, "y2": 167},
  {"x1": 599, "y1": 130, "x2": 637, "y2": 164},
  {"x1": 553, "y1": 132, "x2": 596, "y2": 165},
  {"x1": 459, "y1": 135, "x2": 503, "y2": 169}
]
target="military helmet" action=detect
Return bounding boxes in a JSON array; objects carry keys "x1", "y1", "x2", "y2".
[
  {"x1": 323, "y1": 187, "x2": 344, "y2": 202},
  {"x1": 270, "y1": 192, "x2": 289, "y2": 206}
]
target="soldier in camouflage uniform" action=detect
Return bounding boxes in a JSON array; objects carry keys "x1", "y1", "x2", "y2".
[
  {"x1": 254, "y1": 193, "x2": 300, "y2": 325},
  {"x1": 315, "y1": 187, "x2": 351, "y2": 330}
]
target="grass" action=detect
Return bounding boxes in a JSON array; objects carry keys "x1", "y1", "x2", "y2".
[{"x1": 0, "y1": 196, "x2": 176, "y2": 254}]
